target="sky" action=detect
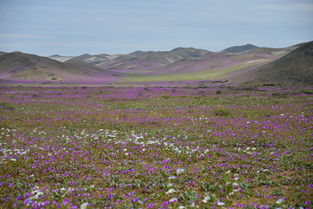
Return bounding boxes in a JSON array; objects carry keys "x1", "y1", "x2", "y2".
[{"x1": 0, "y1": 0, "x2": 312, "y2": 56}]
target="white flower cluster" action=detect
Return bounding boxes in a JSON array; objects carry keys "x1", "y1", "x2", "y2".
[
  {"x1": 235, "y1": 146, "x2": 257, "y2": 155},
  {"x1": 0, "y1": 147, "x2": 30, "y2": 164}
]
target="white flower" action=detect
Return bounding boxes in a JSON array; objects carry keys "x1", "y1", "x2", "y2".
[
  {"x1": 80, "y1": 202, "x2": 89, "y2": 209},
  {"x1": 202, "y1": 195, "x2": 211, "y2": 203},
  {"x1": 169, "y1": 198, "x2": 177, "y2": 202},
  {"x1": 176, "y1": 168, "x2": 185, "y2": 175},
  {"x1": 216, "y1": 201, "x2": 225, "y2": 206},
  {"x1": 168, "y1": 176, "x2": 177, "y2": 179},
  {"x1": 276, "y1": 198, "x2": 284, "y2": 204},
  {"x1": 166, "y1": 189, "x2": 176, "y2": 194}
]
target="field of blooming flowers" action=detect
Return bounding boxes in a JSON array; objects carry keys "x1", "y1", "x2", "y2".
[{"x1": 0, "y1": 85, "x2": 312, "y2": 209}]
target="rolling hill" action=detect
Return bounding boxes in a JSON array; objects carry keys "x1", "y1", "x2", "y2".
[
  {"x1": 242, "y1": 41, "x2": 313, "y2": 86},
  {"x1": 222, "y1": 44, "x2": 258, "y2": 53},
  {"x1": 96, "y1": 46, "x2": 296, "y2": 82},
  {"x1": 49, "y1": 55, "x2": 74, "y2": 62},
  {"x1": 0, "y1": 52, "x2": 118, "y2": 84},
  {"x1": 64, "y1": 53, "x2": 122, "y2": 66},
  {"x1": 0, "y1": 42, "x2": 308, "y2": 85}
]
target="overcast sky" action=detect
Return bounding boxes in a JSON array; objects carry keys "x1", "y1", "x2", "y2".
[{"x1": 0, "y1": 0, "x2": 312, "y2": 56}]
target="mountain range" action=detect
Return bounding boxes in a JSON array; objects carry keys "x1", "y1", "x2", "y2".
[{"x1": 0, "y1": 42, "x2": 312, "y2": 86}]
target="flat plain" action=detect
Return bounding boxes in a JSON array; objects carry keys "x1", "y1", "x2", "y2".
[{"x1": 0, "y1": 86, "x2": 312, "y2": 208}]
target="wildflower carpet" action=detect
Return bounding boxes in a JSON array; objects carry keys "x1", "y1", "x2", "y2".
[{"x1": 0, "y1": 86, "x2": 312, "y2": 208}]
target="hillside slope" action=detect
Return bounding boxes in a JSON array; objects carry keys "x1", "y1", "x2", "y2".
[
  {"x1": 111, "y1": 47, "x2": 297, "y2": 82},
  {"x1": 0, "y1": 52, "x2": 117, "y2": 83},
  {"x1": 244, "y1": 41, "x2": 313, "y2": 86}
]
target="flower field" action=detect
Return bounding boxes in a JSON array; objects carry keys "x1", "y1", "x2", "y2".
[{"x1": 0, "y1": 86, "x2": 312, "y2": 209}]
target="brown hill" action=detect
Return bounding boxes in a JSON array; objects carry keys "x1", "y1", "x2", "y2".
[
  {"x1": 0, "y1": 52, "x2": 117, "y2": 83},
  {"x1": 243, "y1": 41, "x2": 313, "y2": 86}
]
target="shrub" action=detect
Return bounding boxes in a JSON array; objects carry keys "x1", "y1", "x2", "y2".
[
  {"x1": 0, "y1": 102, "x2": 15, "y2": 110},
  {"x1": 263, "y1": 83, "x2": 276, "y2": 86},
  {"x1": 216, "y1": 90, "x2": 222, "y2": 95},
  {"x1": 264, "y1": 111, "x2": 273, "y2": 117},
  {"x1": 214, "y1": 109, "x2": 230, "y2": 117},
  {"x1": 272, "y1": 92, "x2": 288, "y2": 98},
  {"x1": 302, "y1": 89, "x2": 313, "y2": 94}
]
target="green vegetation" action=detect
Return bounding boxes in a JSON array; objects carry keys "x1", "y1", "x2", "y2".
[
  {"x1": 302, "y1": 89, "x2": 313, "y2": 94},
  {"x1": 123, "y1": 64, "x2": 251, "y2": 82},
  {"x1": 0, "y1": 102, "x2": 16, "y2": 110}
]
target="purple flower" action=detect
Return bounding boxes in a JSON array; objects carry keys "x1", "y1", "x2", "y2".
[
  {"x1": 63, "y1": 198, "x2": 70, "y2": 205},
  {"x1": 162, "y1": 201, "x2": 170, "y2": 207},
  {"x1": 147, "y1": 203, "x2": 154, "y2": 208},
  {"x1": 107, "y1": 193, "x2": 113, "y2": 200}
]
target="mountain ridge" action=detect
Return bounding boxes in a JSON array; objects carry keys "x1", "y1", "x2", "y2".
[{"x1": 0, "y1": 42, "x2": 309, "y2": 85}]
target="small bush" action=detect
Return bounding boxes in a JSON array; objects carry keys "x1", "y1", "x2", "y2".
[
  {"x1": 264, "y1": 111, "x2": 273, "y2": 117},
  {"x1": 216, "y1": 90, "x2": 222, "y2": 95},
  {"x1": 302, "y1": 89, "x2": 313, "y2": 94},
  {"x1": 272, "y1": 92, "x2": 288, "y2": 98},
  {"x1": 263, "y1": 83, "x2": 276, "y2": 86},
  {"x1": 214, "y1": 109, "x2": 230, "y2": 117},
  {"x1": 0, "y1": 102, "x2": 15, "y2": 110}
]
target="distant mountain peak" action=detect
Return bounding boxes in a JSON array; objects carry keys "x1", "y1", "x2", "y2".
[
  {"x1": 223, "y1": 44, "x2": 258, "y2": 53},
  {"x1": 171, "y1": 47, "x2": 193, "y2": 51},
  {"x1": 245, "y1": 44, "x2": 257, "y2": 47}
]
